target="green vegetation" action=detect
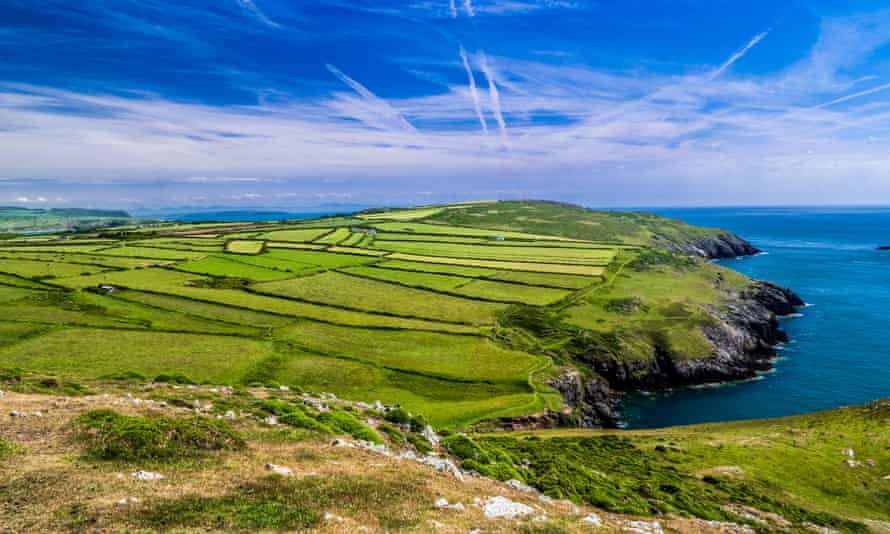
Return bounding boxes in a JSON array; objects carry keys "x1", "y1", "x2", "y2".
[
  {"x1": 255, "y1": 228, "x2": 331, "y2": 242},
  {"x1": 140, "y1": 475, "x2": 423, "y2": 531},
  {"x1": 225, "y1": 240, "x2": 264, "y2": 254},
  {"x1": 75, "y1": 409, "x2": 244, "y2": 461}
]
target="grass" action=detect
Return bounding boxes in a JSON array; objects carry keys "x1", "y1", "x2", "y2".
[
  {"x1": 314, "y1": 227, "x2": 352, "y2": 244},
  {"x1": 262, "y1": 248, "x2": 380, "y2": 269},
  {"x1": 277, "y1": 321, "x2": 541, "y2": 383},
  {"x1": 371, "y1": 240, "x2": 616, "y2": 265},
  {"x1": 111, "y1": 289, "x2": 294, "y2": 328},
  {"x1": 0, "y1": 328, "x2": 281, "y2": 385},
  {"x1": 0, "y1": 285, "x2": 37, "y2": 303},
  {"x1": 75, "y1": 409, "x2": 245, "y2": 461},
  {"x1": 387, "y1": 252, "x2": 605, "y2": 276},
  {"x1": 376, "y1": 258, "x2": 497, "y2": 277},
  {"x1": 358, "y1": 206, "x2": 446, "y2": 220},
  {"x1": 369, "y1": 221, "x2": 578, "y2": 241},
  {"x1": 341, "y1": 265, "x2": 471, "y2": 292},
  {"x1": 255, "y1": 271, "x2": 505, "y2": 324},
  {"x1": 225, "y1": 240, "x2": 265, "y2": 254},
  {"x1": 255, "y1": 228, "x2": 332, "y2": 242},
  {"x1": 91, "y1": 245, "x2": 207, "y2": 260},
  {"x1": 139, "y1": 474, "x2": 425, "y2": 531},
  {"x1": 487, "y1": 270, "x2": 598, "y2": 289},
  {"x1": 0, "y1": 257, "x2": 112, "y2": 279},
  {"x1": 175, "y1": 255, "x2": 296, "y2": 281},
  {"x1": 453, "y1": 279, "x2": 570, "y2": 305}
]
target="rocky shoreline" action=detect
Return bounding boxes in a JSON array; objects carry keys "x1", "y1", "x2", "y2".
[{"x1": 506, "y1": 233, "x2": 805, "y2": 430}]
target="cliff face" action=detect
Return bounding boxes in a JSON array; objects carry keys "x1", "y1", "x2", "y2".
[
  {"x1": 549, "y1": 280, "x2": 803, "y2": 428},
  {"x1": 662, "y1": 232, "x2": 761, "y2": 259}
]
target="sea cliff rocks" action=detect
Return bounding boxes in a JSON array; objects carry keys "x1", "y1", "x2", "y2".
[{"x1": 661, "y1": 232, "x2": 761, "y2": 259}]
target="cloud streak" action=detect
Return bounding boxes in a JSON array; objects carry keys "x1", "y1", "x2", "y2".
[
  {"x1": 325, "y1": 64, "x2": 417, "y2": 133},
  {"x1": 460, "y1": 46, "x2": 488, "y2": 134},
  {"x1": 235, "y1": 0, "x2": 280, "y2": 28},
  {"x1": 463, "y1": 0, "x2": 475, "y2": 17},
  {"x1": 710, "y1": 30, "x2": 769, "y2": 80},
  {"x1": 479, "y1": 53, "x2": 507, "y2": 139}
]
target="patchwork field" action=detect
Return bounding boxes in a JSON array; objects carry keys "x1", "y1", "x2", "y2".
[{"x1": 0, "y1": 200, "x2": 735, "y2": 428}]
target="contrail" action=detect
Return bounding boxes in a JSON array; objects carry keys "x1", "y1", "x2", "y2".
[
  {"x1": 326, "y1": 64, "x2": 417, "y2": 133},
  {"x1": 449, "y1": 0, "x2": 458, "y2": 18},
  {"x1": 710, "y1": 30, "x2": 769, "y2": 80},
  {"x1": 235, "y1": 0, "x2": 280, "y2": 28},
  {"x1": 479, "y1": 53, "x2": 506, "y2": 138},
  {"x1": 460, "y1": 46, "x2": 488, "y2": 134},
  {"x1": 463, "y1": 0, "x2": 475, "y2": 17},
  {"x1": 811, "y1": 82, "x2": 890, "y2": 110}
]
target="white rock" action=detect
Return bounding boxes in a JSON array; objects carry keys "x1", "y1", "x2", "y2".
[
  {"x1": 845, "y1": 459, "x2": 862, "y2": 468},
  {"x1": 264, "y1": 415, "x2": 278, "y2": 426},
  {"x1": 883, "y1": 475, "x2": 890, "y2": 480},
  {"x1": 841, "y1": 448, "x2": 855, "y2": 457},
  {"x1": 483, "y1": 496, "x2": 534, "y2": 519},
  {"x1": 582, "y1": 513, "x2": 603, "y2": 526},
  {"x1": 8, "y1": 410, "x2": 19, "y2": 417},
  {"x1": 323, "y1": 512, "x2": 343, "y2": 522},
  {"x1": 133, "y1": 470, "x2": 163, "y2": 481},
  {"x1": 418, "y1": 455, "x2": 464, "y2": 481},
  {"x1": 622, "y1": 520, "x2": 664, "y2": 534},
  {"x1": 538, "y1": 495, "x2": 554, "y2": 504},
  {"x1": 434, "y1": 498, "x2": 450, "y2": 509},
  {"x1": 452, "y1": 502, "x2": 466, "y2": 511},
  {"x1": 332, "y1": 439, "x2": 352, "y2": 447},
  {"x1": 115, "y1": 497, "x2": 140, "y2": 507},
  {"x1": 224, "y1": 410, "x2": 236, "y2": 419},
  {"x1": 279, "y1": 385, "x2": 289, "y2": 392},
  {"x1": 422, "y1": 425, "x2": 441, "y2": 446},
  {"x1": 0, "y1": 390, "x2": 5, "y2": 397},
  {"x1": 372, "y1": 400, "x2": 385, "y2": 412},
  {"x1": 32, "y1": 411, "x2": 43, "y2": 417},
  {"x1": 506, "y1": 479, "x2": 536, "y2": 493},
  {"x1": 265, "y1": 463, "x2": 293, "y2": 476}
]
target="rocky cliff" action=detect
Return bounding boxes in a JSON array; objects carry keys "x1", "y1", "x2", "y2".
[{"x1": 661, "y1": 232, "x2": 761, "y2": 259}]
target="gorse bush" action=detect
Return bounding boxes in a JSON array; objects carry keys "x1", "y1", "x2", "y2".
[
  {"x1": 317, "y1": 410, "x2": 382, "y2": 444},
  {"x1": 75, "y1": 409, "x2": 245, "y2": 461}
]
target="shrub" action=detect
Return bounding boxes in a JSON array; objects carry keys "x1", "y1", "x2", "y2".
[
  {"x1": 317, "y1": 410, "x2": 382, "y2": 444},
  {"x1": 407, "y1": 434, "x2": 433, "y2": 454},
  {"x1": 279, "y1": 411, "x2": 334, "y2": 434},
  {"x1": 154, "y1": 373, "x2": 196, "y2": 385},
  {"x1": 378, "y1": 424, "x2": 406, "y2": 444},
  {"x1": 75, "y1": 409, "x2": 245, "y2": 461},
  {"x1": 408, "y1": 415, "x2": 428, "y2": 434},
  {"x1": 383, "y1": 408, "x2": 411, "y2": 426}
]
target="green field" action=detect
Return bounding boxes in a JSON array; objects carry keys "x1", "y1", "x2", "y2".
[
  {"x1": 0, "y1": 200, "x2": 766, "y2": 430},
  {"x1": 254, "y1": 271, "x2": 505, "y2": 324},
  {"x1": 224, "y1": 240, "x2": 264, "y2": 254}
]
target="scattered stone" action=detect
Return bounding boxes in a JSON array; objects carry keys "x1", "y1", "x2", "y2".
[
  {"x1": 115, "y1": 497, "x2": 140, "y2": 507},
  {"x1": 483, "y1": 496, "x2": 534, "y2": 519},
  {"x1": 804, "y1": 523, "x2": 840, "y2": 534},
  {"x1": 418, "y1": 455, "x2": 465, "y2": 481},
  {"x1": 224, "y1": 410, "x2": 236, "y2": 419},
  {"x1": 264, "y1": 463, "x2": 293, "y2": 476},
  {"x1": 703, "y1": 520, "x2": 756, "y2": 533},
  {"x1": 506, "y1": 479, "x2": 536, "y2": 493},
  {"x1": 866, "y1": 458, "x2": 877, "y2": 467},
  {"x1": 279, "y1": 385, "x2": 289, "y2": 392},
  {"x1": 534, "y1": 514, "x2": 548, "y2": 522},
  {"x1": 434, "y1": 498, "x2": 450, "y2": 509},
  {"x1": 0, "y1": 390, "x2": 5, "y2": 397},
  {"x1": 9, "y1": 410, "x2": 19, "y2": 417},
  {"x1": 263, "y1": 415, "x2": 278, "y2": 426},
  {"x1": 323, "y1": 512, "x2": 344, "y2": 522},
  {"x1": 845, "y1": 459, "x2": 862, "y2": 468},
  {"x1": 841, "y1": 448, "x2": 855, "y2": 458},
  {"x1": 372, "y1": 400, "x2": 385, "y2": 412},
  {"x1": 422, "y1": 425, "x2": 441, "y2": 446},
  {"x1": 133, "y1": 470, "x2": 163, "y2": 481},
  {"x1": 538, "y1": 495, "x2": 553, "y2": 504},
  {"x1": 622, "y1": 520, "x2": 664, "y2": 534},
  {"x1": 883, "y1": 475, "x2": 890, "y2": 480},
  {"x1": 582, "y1": 513, "x2": 603, "y2": 526},
  {"x1": 332, "y1": 439, "x2": 351, "y2": 447}
]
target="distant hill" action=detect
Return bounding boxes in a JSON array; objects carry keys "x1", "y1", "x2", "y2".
[{"x1": 0, "y1": 206, "x2": 133, "y2": 233}]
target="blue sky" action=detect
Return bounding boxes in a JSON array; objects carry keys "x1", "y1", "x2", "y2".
[{"x1": 2, "y1": 1, "x2": 890, "y2": 208}]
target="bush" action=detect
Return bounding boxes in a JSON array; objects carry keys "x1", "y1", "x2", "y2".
[
  {"x1": 75, "y1": 409, "x2": 245, "y2": 461},
  {"x1": 383, "y1": 408, "x2": 411, "y2": 426},
  {"x1": 279, "y1": 411, "x2": 334, "y2": 434},
  {"x1": 378, "y1": 424, "x2": 406, "y2": 444},
  {"x1": 317, "y1": 410, "x2": 382, "y2": 444},
  {"x1": 154, "y1": 373, "x2": 196, "y2": 385},
  {"x1": 407, "y1": 434, "x2": 433, "y2": 454},
  {"x1": 442, "y1": 434, "x2": 489, "y2": 462},
  {"x1": 408, "y1": 415, "x2": 428, "y2": 434}
]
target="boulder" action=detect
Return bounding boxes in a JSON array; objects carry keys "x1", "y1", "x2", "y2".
[
  {"x1": 483, "y1": 496, "x2": 534, "y2": 519},
  {"x1": 133, "y1": 470, "x2": 163, "y2": 481},
  {"x1": 264, "y1": 463, "x2": 293, "y2": 476}
]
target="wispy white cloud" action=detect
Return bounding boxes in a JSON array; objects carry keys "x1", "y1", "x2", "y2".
[
  {"x1": 449, "y1": 0, "x2": 458, "y2": 18},
  {"x1": 479, "y1": 53, "x2": 507, "y2": 139},
  {"x1": 460, "y1": 46, "x2": 488, "y2": 134},
  {"x1": 325, "y1": 64, "x2": 417, "y2": 133},
  {"x1": 235, "y1": 0, "x2": 280, "y2": 28},
  {"x1": 710, "y1": 30, "x2": 769, "y2": 80},
  {"x1": 463, "y1": 0, "x2": 475, "y2": 17}
]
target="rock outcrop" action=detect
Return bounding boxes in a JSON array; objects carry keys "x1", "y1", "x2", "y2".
[{"x1": 662, "y1": 232, "x2": 761, "y2": 259}]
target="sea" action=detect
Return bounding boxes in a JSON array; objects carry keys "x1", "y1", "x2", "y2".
[{"x1": 620, "y1": 206, "x2": 890, "y2": 429}]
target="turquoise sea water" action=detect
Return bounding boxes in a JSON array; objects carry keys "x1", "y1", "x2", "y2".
[{"x1": 620, "y1": 206, "x2": 890, "y2": 429}]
